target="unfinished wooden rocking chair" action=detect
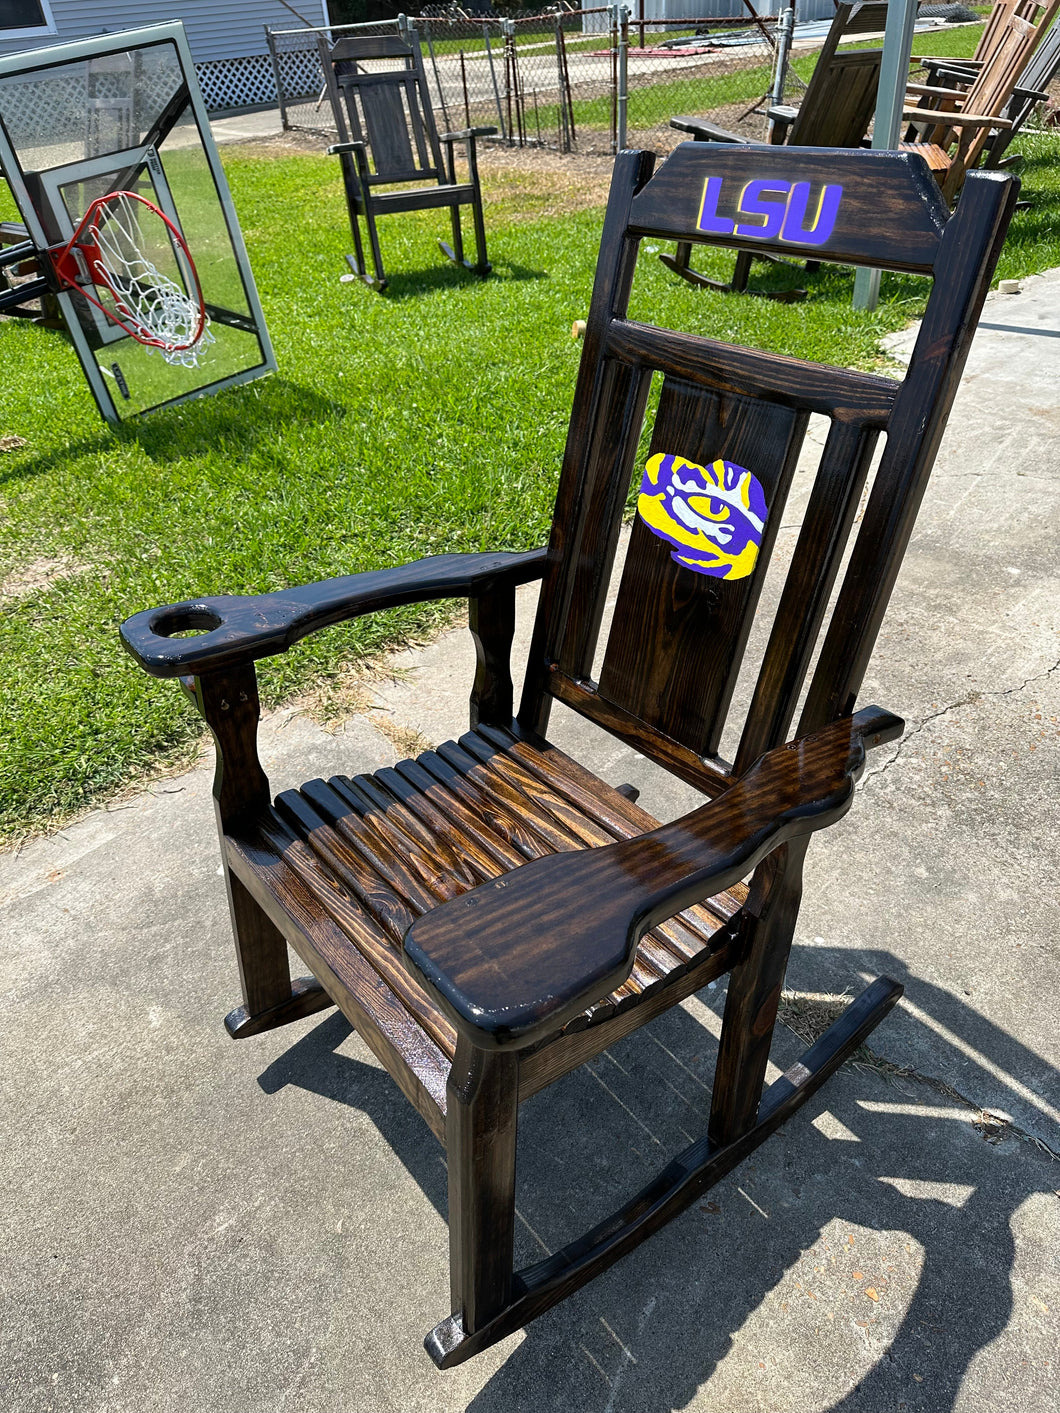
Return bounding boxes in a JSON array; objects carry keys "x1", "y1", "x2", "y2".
[
  {"x1": 318, "y1": 30, "x2": 494, "y2": 291},
  {"x1": 120, "y1": 144, "x2": 1016, "y2": 1367},
  {"x1": 901, "y1": 0, "x2": 1059, "y2": 201}
]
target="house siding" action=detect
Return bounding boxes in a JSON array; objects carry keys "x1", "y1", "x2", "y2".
[{"x1": 0, "y1": 1, "x2": 329, "y2": 107}]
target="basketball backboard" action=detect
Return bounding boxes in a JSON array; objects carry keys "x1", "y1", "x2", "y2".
[{"x1": 0, "y1": 22, "x2": 275, "y2": 421}]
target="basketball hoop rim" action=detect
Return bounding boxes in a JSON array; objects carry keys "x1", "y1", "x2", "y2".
[{"x1": 51, "y1": 189, "x2": 208, "y2": 356}]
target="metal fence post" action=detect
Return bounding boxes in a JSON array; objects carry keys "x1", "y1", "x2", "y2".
[
  {"x1": 769, "y1": 7, "x2": 795, "y2": 112},
  {"x1": 555, "y1": 11, "x2": 570, "y2": 152},
  {"x1": 618, "y1": 4, "x2": 629, "y2": 151},
  {"x1": 264, "y1": 27, "x2": 289, "y2": 130},
  {"x1": 484, "y1": 22, "x2": 506, "y2": 140}
]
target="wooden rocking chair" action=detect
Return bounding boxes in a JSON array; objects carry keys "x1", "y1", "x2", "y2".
[
  {"x1": 665, "y1": 2, "x2": 888, "y2": 298},
  {"x1": 120, "y1": 144, "x2": 1017, "y2": 1367},
  {"x1": 318, "y1": 30, "x2": 495, "y2": 291},
  {"x1": 901, "y1": 0, "x2": 1059, "y2": 201},
  {"x1": 913, "y1": 3, "x2": 1060, "y2": 170}
]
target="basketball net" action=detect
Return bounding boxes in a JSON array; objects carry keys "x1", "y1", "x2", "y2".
[{"x1": 53, "y1": 191, "x2": 214, "y2": 368}]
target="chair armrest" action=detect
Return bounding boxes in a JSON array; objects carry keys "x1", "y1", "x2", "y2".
[
  {"x1": 326, "y1": 140, "x2": 367, "y2": 157},
  {"x1": 903, "y1": 108, "x2": 1013, "y2": 130},
  {"x1": 1011, "y1": 84, "x2": 1051, "y2": 104},
  {"x1": 404, "y1": 706, "x2": 904, "y2": 1051},
  {"x1": 669, "y1": 116, "x2": 751, "y2": 144},
  {"x1": 906, "y1": 81, "x2": 969, "y2": 99},
  {"x1": 120, "y1": 549, "x2": 547, "y2": 679},
  {"x1": 438, "y1": 126, "x2": 498, "y2": 143}
]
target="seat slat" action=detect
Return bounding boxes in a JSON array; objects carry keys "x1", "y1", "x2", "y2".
[
  {"x1": 457, "y1": 729, "x2": 710, "y2": 967},
  {"x1": 252, "y1": 813, "x2": 457, "y2": 1059},
  {"x1": 275, "y1": 787, "x2": 426, "y2": 937},
  {"x1": 479, "y1": 723, "x2": 746, "y2": 927},
  {"x1": 433, "y1": 739, "x2": 682, "y2": 988}
]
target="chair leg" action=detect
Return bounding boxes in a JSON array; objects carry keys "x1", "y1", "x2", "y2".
[
  {"x1": 445, "y1": 1038, "x2": 519, "y2": 1340},
  {"x1": 361, "y1": 204, "x2": 388, "y2": 292},
  {"x1": 221, "y1": 867, "x2": 335, "y2": 1038},
  {"x1": 709, "y1": 839, "x2": 808, "y2": 1148},
  {"x1": 439, "y1": 204, "x2": 466, "y2": 267}
]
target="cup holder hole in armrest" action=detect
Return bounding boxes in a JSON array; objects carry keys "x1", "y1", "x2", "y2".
[{"x1": 152, "y1": 607, "x2": 223, "y2": 639}]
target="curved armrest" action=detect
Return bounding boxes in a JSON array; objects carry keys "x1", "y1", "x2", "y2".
[
  {"x1": 404, "y1": 706, "x2": 903, "y2": 1051},
  {"x1": 120, "y1": 548, "x2": 547, "y2": 678},
  {"x1": 326, "y1": 140, "x2": 367, "y2": 157},
  {"x1": 439, "y1": 126, "x2": 498, "y2": 143},
  {"x1": 669, "y1": 116, "x2": 750, "y2": 144}
]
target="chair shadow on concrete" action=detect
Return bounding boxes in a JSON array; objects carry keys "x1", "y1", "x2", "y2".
[{"x1": 257, "y1": 944, "x2": 1058, "y2": 1412}]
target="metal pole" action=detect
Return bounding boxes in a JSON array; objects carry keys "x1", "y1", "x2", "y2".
[
  {"x1": 618, "y1": 5, "x2": 629, "y2": 151},
  {"x1": 853, "y1": 0, "x2": 920, "y2": 310},
  {"x1": 424, "y1": 20, "x2": 452, "y2": 133},
  {"x1": 638, "y1": 0, "x2": 646, "y2": 49},
  {"x1": 555, "y1": 14, "x2": 568, "y2": 151},
  {"x1": 264, "y1": 27, "x2": 289, "y2": 130},
  {"x1": 769, "y1": 7, "x2": 794, "y2": 111},
  {"x1": 484, "y1": 23, "x2": 506, "y2": 139}
]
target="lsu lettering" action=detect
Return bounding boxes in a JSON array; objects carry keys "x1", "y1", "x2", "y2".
[{"x1": 697, "y1": 175, "x2": 842, "y2": 247}]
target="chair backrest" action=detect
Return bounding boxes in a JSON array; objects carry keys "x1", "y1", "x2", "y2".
[
  {"x1": 789, "y1": 48, "x2": 882, "y2": 147},
  {"x1": 785, "y1": 1, "x2": 887, "y2": 148},
  {"x1": 1019, "y1": 8, "x2": 1060, "y2": 89},
  {"x1": 518, "y1": 145, "x2": 1016, "y2": 795},
  {"x1": 975, "y1": 0, "x2": 1021, "y2": 61},
  {"x1": 961, "y1": 0, "x2": 1059, "y2": 120},
  {"x1": 317, "y1": 30, "x2": 445, "y2": 184}
]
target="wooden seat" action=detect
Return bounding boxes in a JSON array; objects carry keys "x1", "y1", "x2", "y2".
[
  {"x1": 666, "y1": 2, "x2": 887, "y2": 297},
  {"x1": 318, "y1": 29, "x2": 494, "y2": 290},
  {"x1": 121, "y1": 143, "x2": 1018, "y2": 1368}
]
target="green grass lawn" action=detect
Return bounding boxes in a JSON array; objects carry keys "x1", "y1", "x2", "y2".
[{"x1": 1, "y1": 116, "x2": 1058, "y2": 839}]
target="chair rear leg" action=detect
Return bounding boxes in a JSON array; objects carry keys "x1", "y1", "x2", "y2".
[
  {"x1": 709, "y1": 839, "x2": 807, "y2": 1148},
  {"x1": 445, "y1": 1039, "x2": 518, "y2": 1340},
  {"x1": 439, "y1": 204, "x2": 466, "y2": 267},
  {"x1": 362, "y1": 205, "x2": 388, "y2": 291}
]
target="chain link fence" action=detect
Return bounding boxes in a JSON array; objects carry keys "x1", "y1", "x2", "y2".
[{"x1": 265, "y1": 4, "x2": 802, "y2": 154}]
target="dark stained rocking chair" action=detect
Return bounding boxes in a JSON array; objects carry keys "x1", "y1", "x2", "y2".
[
  {"x1": 120, "y1": 144, "x2": 1017, "y2": 1368},
  {"x1": 318, "y1": 30, "x2": 495, "y2": 291},
  {"x1": 665, "y1": 1, "x2": 888, "y2": 299}
]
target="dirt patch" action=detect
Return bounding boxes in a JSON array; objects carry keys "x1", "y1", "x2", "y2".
[{"x1": 0, "y1": 555, "x2": 86, "y2": 602}]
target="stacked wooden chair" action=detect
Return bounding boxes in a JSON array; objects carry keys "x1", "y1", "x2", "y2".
[
  {"x1": 913, "y1": 2, "x2": 1060, "y2": 169},
  {"x1": 121, "y1": 144, "x2": 1017, "y2": 1366},
  {"x1": 318, "y1": 29, "x2": 494, "y2": 291},
  {"x1": 901, "y1": 0, "x2": 1059, "y2": 200},
  {"x1": 665, "y1": 1, "x2": 888, "y2": 296}
]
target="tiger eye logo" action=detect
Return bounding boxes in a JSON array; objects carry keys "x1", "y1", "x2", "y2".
[{"x1": 637, "y1": 453, "x2": 767, "y2": 581}]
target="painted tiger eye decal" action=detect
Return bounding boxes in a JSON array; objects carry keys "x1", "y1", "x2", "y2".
[{"x1": 637, "y1": 453, "x2": 768, "y2": 581}]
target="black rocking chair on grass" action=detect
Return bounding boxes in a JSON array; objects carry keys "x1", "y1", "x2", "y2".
[
  {"x1": 120, "y1": 144, "x2": 1016, "y2": 1367},
  {"x1": 318, "y1": 30, "x2": 495, "y2": 291},
  {"x1": 665, "y1": 1, "x2": 888, "y2": 299}
]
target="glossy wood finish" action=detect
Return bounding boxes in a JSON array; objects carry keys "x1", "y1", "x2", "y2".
[
  {"x1": 426, "y1": 975, "x2": 904, "y2": 1367},
  {"x1": 120, "y1": 549, "x2": 546, "y2": 679},
  {"x1": 406, "y1": 708, "x2": 900, "y2": 1050},
  {"x1": 121, "y1": 144, "x2": 1017, "y2": 1364}
]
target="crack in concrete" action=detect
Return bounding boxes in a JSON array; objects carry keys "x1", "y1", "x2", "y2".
[
  {"x1": 861, "y1": 654, "x2": 1060, "y2": 784},
  {"x1": 856, "y1": 1050, "x2": 1060, "y2": 1163}
]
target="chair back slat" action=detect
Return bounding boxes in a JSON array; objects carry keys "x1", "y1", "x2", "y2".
[
  {"x1": 595, "y1": 380, "x2": 807, "y2": 758},
  {"x1": 519, "y1": 145, "x2": 1018, "y2": 784},
  {"x1": 789, "y1": 49, "x2": 882, "y2": 148}
]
